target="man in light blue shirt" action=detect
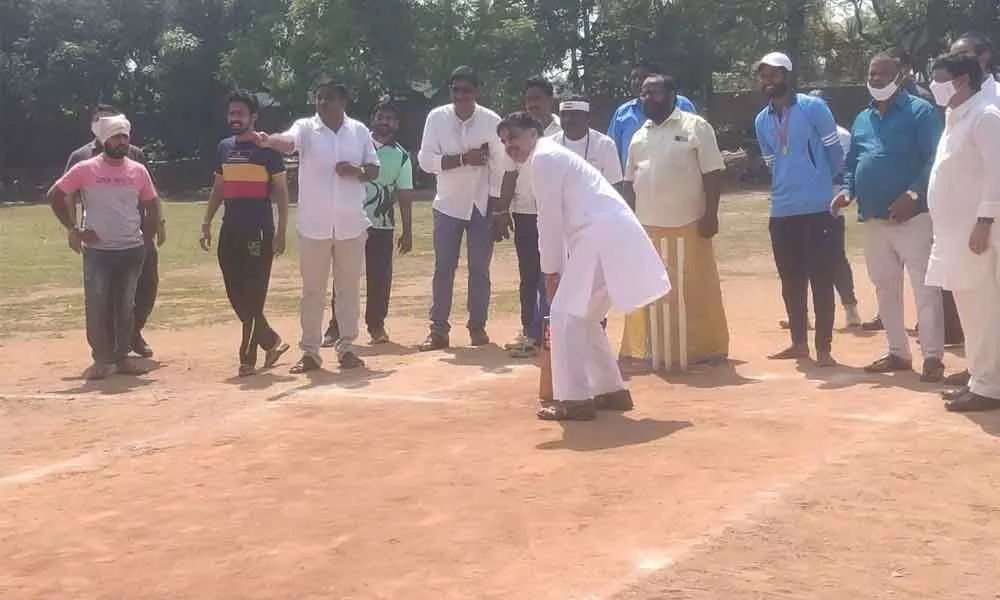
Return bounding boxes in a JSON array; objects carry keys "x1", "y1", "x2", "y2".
[
  {"x1": 608, "y1": 62, "x2": 697, "y2": 167},
  {"x1": 753, "y1": 52, "x2": 844, "y2": 366}
]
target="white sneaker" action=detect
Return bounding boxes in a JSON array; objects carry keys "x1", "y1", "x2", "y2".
[{"x1": 844, "y1": 304, "x2": 862, "y2": 328}]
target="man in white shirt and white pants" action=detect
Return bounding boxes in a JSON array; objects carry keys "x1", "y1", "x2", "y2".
[
  {"x1": 418, "y1": 66, "x2": 505, "y2": 351},
  {"x1": 257, "y1": 81, "x2": 379, "y2": 373},
  {"x1": 498, "y1": 112, "x2": 671, "y2": 421},
  {"x1": 925, "y1": 52, "x2": 1000, "y2": 412}
]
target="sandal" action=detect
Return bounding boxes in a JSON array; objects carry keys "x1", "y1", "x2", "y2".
[{"x1": 536, "y1": 400, "x2": 597, "y2": 421}]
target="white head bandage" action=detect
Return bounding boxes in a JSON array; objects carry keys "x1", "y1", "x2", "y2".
[
  {"x1": 94, "y1": 114, "x2": 132, "y2": 144},
  {"x1": 559, "y1": 100, "x2": 591, "y2": 112}
]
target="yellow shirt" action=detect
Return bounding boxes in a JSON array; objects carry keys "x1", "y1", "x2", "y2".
[{"x1": 626, "y1": 110, "x2": 725, "y2": 228}]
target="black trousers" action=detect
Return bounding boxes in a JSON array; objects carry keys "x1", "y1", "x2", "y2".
[
  {"x1": 831, "y1": 215, "x2": 857, "y2": 306},
  {"x1": 943, "y1": 290, "x2": 964, "y2": 345},
  {"x1": 218, "y1": 224, "x2": 279, "y2": 366},
  {"x1": 329, "y1": 228, "x2": 395, "y2": 336},
  {"x1": 770, "y1": 212, "x2": 838, "y2": 353}
]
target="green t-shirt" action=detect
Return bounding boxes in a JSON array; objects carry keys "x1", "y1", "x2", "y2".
[{"x1": 365, "y1": 141, "x2": 414, "y2": 229}]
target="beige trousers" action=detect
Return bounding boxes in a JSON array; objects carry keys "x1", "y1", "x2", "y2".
[{"x1": 298, "y1": 232, "x2": 367, "y2": 362}]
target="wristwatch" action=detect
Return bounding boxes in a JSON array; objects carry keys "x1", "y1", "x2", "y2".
[
  {"x1": 904, "y1": 190, "x2": 918, "y2": 201},
  {"x1": 977, "y1": 217, "x2": 995, "y2": 225}
]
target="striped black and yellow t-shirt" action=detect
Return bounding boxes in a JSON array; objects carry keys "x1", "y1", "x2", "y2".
[{"x1": 214, "y1": 136, "x2": 285, "y2": 234}]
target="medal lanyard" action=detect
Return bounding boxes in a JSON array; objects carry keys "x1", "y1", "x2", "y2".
[
  {"x1": 561, "y1": 132, "x2": 590, "y2": 161},
  {"x1": 772, "y1": 107, "x2": 791, "y2": 155}
]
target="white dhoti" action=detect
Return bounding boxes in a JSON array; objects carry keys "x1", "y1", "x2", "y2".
[
  {"x1": 953, "y1": 274, "x2": 1000, "y2": 399},
  {"x1": 551, "y1": 219, "x2": 671, "y2": 401}
]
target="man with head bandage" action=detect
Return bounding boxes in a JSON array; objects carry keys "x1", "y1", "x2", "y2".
[
  {"x1": 63, "y1": 104, "x2": 164, "y2": 360},
  {"x1": 49, "y1": 114, "x2": 162, "y2": 380}
]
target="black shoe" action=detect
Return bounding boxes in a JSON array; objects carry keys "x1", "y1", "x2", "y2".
[
  {"x1": 339, "y1": 352, "x2": 365, "y2": 370},
  {"x1": 238, "y1": 364, "x2": 256, "y2": 377},
  {"x1": 920, "y1": 358, "x2": 945, "y2": 383},
  {"x1": 863, "y1": 354, "x2": 912, "y2": 374},
  {"x1": 945, "y1": 390, "x2": 1000, "y2": 413},
  {"x1": 131, "y1": 333, "x2": 154, "y2": 358},
  {"x1": 594, "y1": 390, "x2": 634, "y2": 411},
  {"x1": 263, "y1": 341, "x2": 290, "y2": 369},
  {"x1": 419, "y1": 333, "x2": 449, "y2": 352},
  {"x1": 321, "y1": 325, "x2": 339, "y2": 348},
  {"x1": 768, "y1": 344, "x2": 810, "y2": 360},
  {"x1": 861, "y1": 316, "x2": 884, "y2": 332},
  {"x1": 537, "y1": 399, "x2": 597, "y2": 421},
  {"x1": 469, "y1": 329, "x2": 490, "y2": 347},
  {"x1": 290, "y1": 355, "x2": 321, "y2": 374},
  {"x1": 941, "y1": 386, "x2": 969, "y2": 401},
  {"x1": 944, "y1": 370, "x2": 971, "y2": 387}
]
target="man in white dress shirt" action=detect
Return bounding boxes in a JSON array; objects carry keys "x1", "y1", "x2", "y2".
[
  {"x1": 925, "y1": 52, "x2": 1000, "y2": 412},
  {"x1": 496, "y1": 78, "x2": 563, "y2": 358},
  {"x1": 256, "y1": 81, "x2": 380, "y2": 373},
  {"x1": 497, "y1": 112, "x2": 671, "y2": 421},
  {"x1": 555, "y1": 95, "x2": 623, "y2": 187},
  {"x1": 417, "y1": 66, "x2": 505, "y2": 351}
]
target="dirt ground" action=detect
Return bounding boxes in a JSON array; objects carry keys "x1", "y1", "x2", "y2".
[{"x1": 2, "y1": 258, "x2": 1000, "y2": 600}]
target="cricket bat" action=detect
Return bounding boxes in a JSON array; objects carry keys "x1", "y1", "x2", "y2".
[{"x1": 539, "y1": 316, "x2": 553, "y2": 401}]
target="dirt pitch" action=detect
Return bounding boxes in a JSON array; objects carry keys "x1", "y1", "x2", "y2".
[{"x1": 2, "y1": 261, "x2": 1000, "y2": 599}]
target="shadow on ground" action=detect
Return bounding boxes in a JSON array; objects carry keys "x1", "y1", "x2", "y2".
[{"x1": 536, "y1": 415, "x2": 692, "y2": 452}]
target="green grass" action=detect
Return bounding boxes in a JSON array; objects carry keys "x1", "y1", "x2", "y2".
[{"x1": 0, "y1": 191, "x2": 862, "y2": 336}]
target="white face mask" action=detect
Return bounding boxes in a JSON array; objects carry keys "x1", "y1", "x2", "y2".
[
  {"x1": 930, "y1": 80, "x2": 957, "y2": 107},
  {"x1": 867, "y1": 79, "x2": 899, "y2": 102}
]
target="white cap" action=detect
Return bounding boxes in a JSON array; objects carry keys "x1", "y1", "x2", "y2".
[
  {"x1": 94, "y1": 114, "x2": 132, "y2": 144},
  {"x1": 756, "y1": 52, "x2": 793, "y2": 72}
]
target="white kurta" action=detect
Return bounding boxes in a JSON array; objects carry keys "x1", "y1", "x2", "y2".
[
  {"x1": 528, "y1": 138, "x2": 671, "y2": 400},
  {"x1": 926, "y1": 90, "x2": 1000, "y2": 399}
]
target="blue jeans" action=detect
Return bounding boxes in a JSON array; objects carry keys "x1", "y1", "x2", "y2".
[
  {"x1": 430, "y1": 207, "x2": 494, "y2": 334},
  {"x1": 83, "y1": 246, "x2": 146, "y2": 364}
]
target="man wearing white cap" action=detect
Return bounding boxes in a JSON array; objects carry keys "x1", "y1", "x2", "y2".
[
  {"x1": 555, "y1": 95, "x2": 623, "y2": 186},
  {"x1": 48, "y1": 115, "x2": 162, "y2": 380},
  {"x1": 497, "y1": 111, "x2": 670, "y2": 421},
  {"x1": 754, "y1": 51, "x2": 845, "y2": 366}
]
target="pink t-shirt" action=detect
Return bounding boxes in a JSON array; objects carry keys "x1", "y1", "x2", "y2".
[{"x1": 56, "y1": 156, "x2": 157, "y2": 250}]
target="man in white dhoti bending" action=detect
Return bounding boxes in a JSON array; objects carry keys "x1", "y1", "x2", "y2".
[{"x1": 497, "y1": 112, "x2": 672, "y2": 421}]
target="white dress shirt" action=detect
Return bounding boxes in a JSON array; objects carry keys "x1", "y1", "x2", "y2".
[
  {"x1": 553, "y1": 129, "x2": 623, "y2": 184},
  {"x1": 528, "y1": 138, "x2": 671, "y2": 317},
  {"x1": 418, "y1": 104, "x2": 504, "y2": 220},
  {"x1": 503, "y1": 115, "x2": 562, "y2": 215},
  {"x1": 925, "y1": 90, "x2": 1000, "y2": 291},
  {"x1": 285, "y1": 115, "x2": 379, "y2": 240},
  {"x1": 836, "y1": 125, "x2": 851, "y2": 156}
]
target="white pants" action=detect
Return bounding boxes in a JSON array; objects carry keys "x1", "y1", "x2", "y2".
[
  {"x1": 953, "y1": 277, "x2": 1000, "y2": 399},
  {"x1": 299, "y1": 232, "x2": 367, "y2": 361},
  {"x1": 863, "y1": 214, "x2": 944, "y2": 360},
  {"x1": 550, "y1": 260, "x2": 625, "y2": 401}
]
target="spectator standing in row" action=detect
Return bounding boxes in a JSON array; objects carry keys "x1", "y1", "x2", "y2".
[
  {"x1": 496, "y1": 78, "x2": 563, "y2": 358},
  {"x1": 200, "y1": 90, "x2": 291, "y2": 377},
  {"x1": 324, "y1": 99, "x2": 415, "y2": 347},
  {"x1": 257, "y1": 81, "x2": 380, "y2": 373},
  {"x1": 554, "y1": 96, "x2": 623, "y2": 186},
  {"x1": 925, "y1": 52, "x2": 1000, "y2": 412},
  {"x1": 49, "y1": 115, "x2": 162, "y2": 379},
  {"x1": 621, "y1": 74, "x2": 729, "y2": 368},
  {"x1": 417, "y1": 66, "x2": 505, "y2": 351},
  {"x1": 833, "y1": 52, "x2": 945, "y2": 382},
  {"x1": 754, "y1": 52, "x2": 844, "y2": 367},
  {"x1": 65, "y1": 104, "x2": 164, "y2": 358}
]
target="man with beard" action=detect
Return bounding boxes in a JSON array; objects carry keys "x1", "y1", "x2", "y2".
[
  {"x1": 832, "y1": 52, "x2": 945, "y2": 383},
  {"x1": 323, "y1": 99, "x2": 414, "y2": 347},
  {"x1": 620, "y1": 75, "x2": 729, "y2": 369},
  {"x1": 608, "y1": 62, "x2": 697, "y2": 170},
  {"x1": 417, "y1": 66, "x2": 504, "y2": 351},
  {"x1": 65, "y1": 104, "x2": 164, "y2": 358},
  {"x1": 48, "y1": 115, "x2": 162, "y2": 379},
  {"x1": 754, "y1": 52, "x2": 845, "y2": 366},
  {"x1": 495, "y1": 78, "x2": 562, "y2": 358},
  {"x1": 199, "y1": 90, "x2": 291, "y2": 377},
  {"x1": 497, "y1": 112, "x2": 670, "y2": 421},
  {"x1": 925, "y1": 52, "x2": 1000, "y2": 412},
  {"x1": 255, "y1": 81, "x2": 380, "y2": 373}
]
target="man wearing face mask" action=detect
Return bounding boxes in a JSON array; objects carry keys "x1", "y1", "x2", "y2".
[
  {"x1": 49, "y1": 115, "x2": 162, "y2": 380},
  {"x1": 255, "y1": 81, "x2": 381, "y2": 373},
  {"x1": 925, "y1": 52, "x2": 1000, "y2": 412},
  {"x1": 754, "y1": 52, "x2": 845, "y2": 367},
  {"x1": 497, "y1": 112, "x2": 670, "y2": 421},
  {"x1": 952, "y1": 32, "x2": 1000, "y2": 103},
  {"x1": 64, "y1": 105, "x2": 164, "y2": 359},
  {"x1": 620, "y1": 74, "x2": 729, "y2": 370},
  {"x1": 832, "y1": 52, "x2": 945, "y2": 383},
  {"x1": 200, "y1": 90, "x2": 291, "y2": 377}
]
